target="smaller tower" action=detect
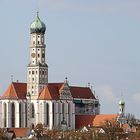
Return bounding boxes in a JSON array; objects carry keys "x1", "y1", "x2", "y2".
[{"x1": 118, "y1": 100, "x2": 125, "y2": 117}]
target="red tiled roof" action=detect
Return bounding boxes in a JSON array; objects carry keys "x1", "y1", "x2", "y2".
[
  {"x1": 75, "y1": 114, "x2": 118, "y2": 129},
  {"x1": 1, "y1": 82, "x2": 27, "y2": 100},
  {"x1": 8, "y1": 128, "x2": 29, "y2": 138},
  {"x1": 38, "y1": 83, "x2": 96, "y2": 100},
  {"x1": 70, "y1": 86, "x2": 96, "y2": 99}
]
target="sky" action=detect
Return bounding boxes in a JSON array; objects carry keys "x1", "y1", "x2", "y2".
[{"x1": 0, "y1": 0, "x2": 140, "y2": 118}]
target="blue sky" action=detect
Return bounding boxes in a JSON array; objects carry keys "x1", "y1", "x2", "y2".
[{"x1": 0, "y1": 0, "x2": 140, "y2": 118}]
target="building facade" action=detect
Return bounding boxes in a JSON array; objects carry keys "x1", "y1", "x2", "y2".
[{"x1": 0, "y1": 14, "x2": 100, "y2": 130}]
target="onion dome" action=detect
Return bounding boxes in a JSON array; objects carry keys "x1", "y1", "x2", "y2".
[
  {"x1": 119, "y1": 100, "x2": 125, "y2": 105},
  {"x1": 30, "y1": 13, "x2": 46, "y2": 34}
]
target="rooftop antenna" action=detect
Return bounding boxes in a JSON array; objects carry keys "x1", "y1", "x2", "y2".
[
  {"x1": 91, "y1": 85, "x2": 93, "y2": 92},
  {"x1": 121, "y1": 91, "x2": 124, "y2": 101},
  {"x1": 88, "y1": 82, "x2": 90, "y2": 88},
  {"x1": 37, "y1": 0, "x2": 40, "y2": 16},
  {"x1": 11, "y1": 75, "x2": 13, "y2": 82}
]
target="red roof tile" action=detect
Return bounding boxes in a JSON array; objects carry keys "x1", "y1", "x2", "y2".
[
  {"x1": 8, "y1": 128, "x2": 29, "y2": 138},
  {"x1": 75, "y1": 114, "x2": 118, "y2": 129},
  {"x1": 1, "y1": 82, "x2": 27, "y2": 100},
  {"x1": 38, "y1": 83, "x2": 63, "y2": 100},
  {"x1": 70, "y1": 86, "x2": 96, "y2": 99}
]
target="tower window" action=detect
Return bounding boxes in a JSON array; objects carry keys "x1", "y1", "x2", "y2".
[
  {"x1": 31, "y1": 103, "x2": 35, "y2": 118},
  {"x1": 29, "y1": 71, "x2": 31, "y2": 74},
  {"x1": 32, "y1": 71, "x2": 34, "y2": 74},
  {"x1": 42, "y1": 53, "x2": 45, "y2": 58},
  {"x1": 32, "y1": 78, "x2": 34, "y2": 81},
  {"x1": 38, "y1": 36, "x2": 40, "y2": 38},
  {"x1": 36, "y1": 71, "x2": 37, "y2": 74},
  {"x1": 38, "y1": 49, "x2": 40, "y2": 51},
  {"x1": 33, "y1": 41, "x2": 35, "y2": 44},
  {"x1": 38, "y1": 54, "x2": 40, "y2": 58},
  {"x1": 38, "y1": 41, "x2": 40, "y2": 44}
]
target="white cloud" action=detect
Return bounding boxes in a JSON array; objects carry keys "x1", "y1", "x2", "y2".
[
  {"x1": 133, "y1": 93, "x2": 140, "y2": 103},
  {"x1": 97, "y1": 85, "x2": 116, "y2": 102}
]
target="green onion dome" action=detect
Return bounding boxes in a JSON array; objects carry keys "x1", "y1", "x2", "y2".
[
  {"x1": 30, "y1": 14, "x2": 46, "y2": 34},
  {"x1": 119, "y1": 100, "x2": 125, "y2": 105}
]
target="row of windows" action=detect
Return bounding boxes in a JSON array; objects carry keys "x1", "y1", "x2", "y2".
[
  {"x1": 32, "y1": 59, "x2": 45, "y2": 64},
  {"x1": 32, "y1": 48, "x2": 45, "y2": 52},
  {"x1": 32, "y1": 35, "x2": 44, "y2": 44},
  {"x1": 29, "y1": 77, "x2": 47, "y2": 82},
  {"x1": 33, "y1": 41, "x2": 41, "y2": 45},
  {"x1": 33, "y1": 35, "x2": 41, "y2": 38},
  {"x1": 29, "y1": 70, "x2": 47, "y2": 75}
]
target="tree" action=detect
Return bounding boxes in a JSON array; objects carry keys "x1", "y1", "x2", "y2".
[
  {"x1": 34, "y1": 123, "x2": 43, "y2": 140},
  {"x1": 0, "y1": 128, "x2": 9, "y2": 140},
  {"x1": 101, "y1": 119, "x2": 125, "y2": 140}
]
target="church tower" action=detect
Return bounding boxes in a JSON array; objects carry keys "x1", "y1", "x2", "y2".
[
  {"x1": 119, "y1": 100, "x2": 125, "y2": 117},
  {"x1": 27, "y1": 13, "x2": 48, "y2": 99}
]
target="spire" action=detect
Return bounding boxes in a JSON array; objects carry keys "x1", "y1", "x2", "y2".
[{"x1": 37, "y1": 11, "x2": 39, "y2": 17}]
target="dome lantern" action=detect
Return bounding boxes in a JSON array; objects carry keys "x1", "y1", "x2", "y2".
[{"x1": 119, "y1": 100, "x2": 125, "y2": 106}]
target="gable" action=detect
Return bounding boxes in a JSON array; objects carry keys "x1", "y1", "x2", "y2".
[{"x1": 1, "y1": 82, "x2": 27, "y2": 100}]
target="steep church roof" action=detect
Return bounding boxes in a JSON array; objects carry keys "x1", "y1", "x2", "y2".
[
  {"x1": 38, "y1": 83, "x2": 63, "y2": 100},
  {"x1": 1, "y1": 82, "x2": 27, "y2": 100}
]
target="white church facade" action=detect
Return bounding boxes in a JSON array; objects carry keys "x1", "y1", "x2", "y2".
[{"x1": 0, "y1": 14, "x2": 100, "y2": 130}]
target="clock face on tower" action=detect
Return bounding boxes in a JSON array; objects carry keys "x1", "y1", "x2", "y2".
[{"x1": 31, "y1": 53, "x2": 36, "y2": 58}]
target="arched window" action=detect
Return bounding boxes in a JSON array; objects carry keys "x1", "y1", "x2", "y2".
[
  {"x1": 3, "y1": 103, "x2": 7, "y2": 127},
  {"x1": 68, "y1": 103, "x2": 71, "y2": 127},
  {"x1": 52, "y1": 103, "x2": 55, "y2": 126},
  {"x1": 11, "y1": 102, "x2": 15, "y2": 127},
  {"x1": 46, "y1": 103, "x2": 49, "y2": 126},
  {"x1": 40, "y1": 103, "x2": 43, "y2": 122},
  {"x1": 25, "y1": 103, "x2": 27, "y2": 127},
  {"x1": 62, "y1": 103, "x2": 64, "y2": 115},
  {"x1": 19, "y1": 103, "x2": 22, "y2": 127},
  {"x1": 31, "y1": 103, "x2": 35, "y2": 118}
]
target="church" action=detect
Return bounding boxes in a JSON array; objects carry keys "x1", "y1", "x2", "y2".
[{"x1": 0, "y1": 14, "x2": 100, "y2": 130}]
